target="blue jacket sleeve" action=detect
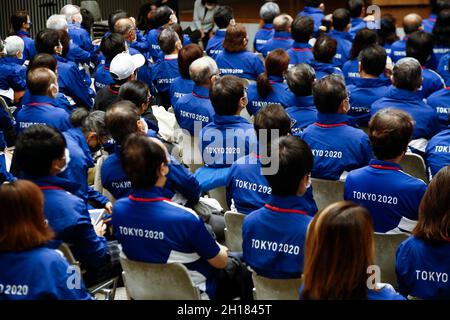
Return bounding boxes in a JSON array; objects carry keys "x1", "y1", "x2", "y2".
[
  {"x1": 67, "y1": 66, "x2": 95, "y2": 108},
  {"x1": 87, "y1": 186, "x2": 110, "y2": 206},
  {"x1": 167, "y1": 157, "x2": 201, "y2": 204}
]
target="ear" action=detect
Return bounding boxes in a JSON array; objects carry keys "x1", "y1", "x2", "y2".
[
  {"x1": 159, "y1": 162, "x2": 169, "y2": 178},
  {"x1": 358, "y1": 61, "x2": 362, "y2": 74}
]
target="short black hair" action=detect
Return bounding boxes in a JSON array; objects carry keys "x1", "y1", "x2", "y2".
[
  {"x1": 108, "y1": 10, "x2": 129, "y2": 32},
  {"x1": 360, "y1": 44, "x2": 387, "y2": 76},
  {"x1": 119, "y1": 80, "x2": 151, "y2": 110},
  {"x1": 406, "y1": 30, "x2": 434, "y2": 65},
  {"x1": 264, "y1": 136, "x2": 313, "y2": 196},
  {"x1": 210, "y1": 75, "x2": 245, "y2": 116},
  {"x1": 306, "y1": 0, "x2": 323, "y2": 8},
  {"x1": 101, "y1": 33, "x2": 126, "y2": 62},
  {"x1": 347, "y1": 0, "x2": 365, "y2": 18},
  {"x1": 105, "y1": 100, "x2": 140, "y2": 145},
  {"x1": 350, "y1": 28, "x2": 378, "y2": 59},
  {"x1": 214, "y1": 6, "x2": 234, "y2": 29},
  {"x1": 312, "y1": 74, "x2": 347, "y2": 113},
  {"x1": 369, "y1": 108, "x2": 414, "y2": 160},
  {"x1": 14, "y1": 125, "x2": 66, "y2": 177},
  {"x1": 27, "y1": 53, "x2": 57, "y2": 74},
  {"x1": 10, "y1": 10, "x2": 28, "y2": 33},
  {"x1": 80, "y1": 8, "x2": 94, "y2": 32},
  {"x1": 27, "y1": 67, "x2": 56, "y2": 96},
  {"x1": 154, "y1": 5, "x2": 173, "y2": 27},
  {"x1": 254, "y1": 104, "x2": 292, "y2": 143},
  {"x1": 313, "y1": 35, "x2": 337, "y2": 63},
  {"x1": 332, "y1": 8, "x2": 351, "y2": 31},
  {"x1": 291, "y1": 16, "x2": 314, "y2": 43},
  {"x1": 35, "y1": 29, "x2": 61, "y2": 55},
  {"x1": 121, "y1": 133, "x2": 168, "y2": 188}
]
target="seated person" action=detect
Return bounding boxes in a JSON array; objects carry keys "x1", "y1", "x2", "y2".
[
  {"x1": 301, "y1": 201, "x2": 405, "y2": 300},
  {"x1": 63, "y1": 5, "x2": 98, "y2": 55},
  {"x1": 216, "y1": 24, "x2": 265, "y2": 81},
  {"x1": 429, "y1": 59, "x2": 450, "y2": 131},
  {"x1": 10, "y1": 10, "x2": 37, "y2": 62},
  {"x1": 287, "y1": 16, "x2": 315, "y2": 68},
  {"x1": 309, "y1": 35, "x2": 344, "y2": 80},
  {"x1": 297, "y1": 0, "x2": 325, "y2": 34},
  {"x1": 254, "y1": 2, "x2": 279, "y2": 53},
  {"x1": 247, "y1": 49, "x2": 295, "y2": 116},
  {"x1": 286, "y1": 63, "x2": 318, "y2": 134},
  {"x1": 344, "y1": 108, "x2": 427, "y2": 233},
  {"x1": 0, "y1": 37, "x2": 26, "y2": 105},
  {"x1": 0, "y1": 180, "x2": 92, "y2": 300},
  {"x1": 425, "y1": 114, "x2": 450, "y2": 178},
  {"x1": 437, "y1": 52, "x2": 450, "y2": 86},
  {"x1": 378, "y1": 14, "x2": 399, "y2": 56},
  {"x1": 390, "y1": 13, "x2": 423, "y2": 64},
  {"x1": 328, "y1": 8, "x2": 353, "y2": 68},
  {"x1": 346, "y1": 44, "x2": 391, "y2": 127},
  {"x1": 260, "y1": 14, "x2": 294, "y2": 58},
  {"x1": 396, "y1": 166, "x2": 450, "y2": 300},
  {"x1": 242, "y1": 135, "x2": 314, "y2": 278},
  {"x1": 146, "y1": 6, "x2": 178, "y2": 63},
  {"x1": 300, "y1": 75, "x2": 372, "y2": 180},
  {"x1": 348, "y1": 0, "x2": 368, "y2": 37},
  {"x1": 173, "y1": 56, "x2": 218, "y2": 135},
  {"x1": 206, "y1": 6, "x2": 234, "y2": 59},
  {"x1": 13, "y1": 125, "x2": 121, "y2": 287}
]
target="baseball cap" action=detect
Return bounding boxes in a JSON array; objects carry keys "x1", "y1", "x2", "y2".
[
  {"x1": 110, "y1": 52, "x2": 145, "y2": 81},
  {"x1": 260, "y1": 2, "x2": 280, "y2": 21}
]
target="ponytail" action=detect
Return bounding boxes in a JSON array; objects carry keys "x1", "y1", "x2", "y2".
[{"x1": 256, "y1": 72, "x2": 273, "y2": 97}]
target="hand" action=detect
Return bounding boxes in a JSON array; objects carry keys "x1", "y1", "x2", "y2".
[
  {"x1": 364, "y1": 15, "x2": 375, "y2": 22},
  {"x1": 104, "y1": 202, "x2": 113, "y2": 215},
  {"x1": 92, "y1": 39, "x2": 102, "y2": 46},
  {"x1": 95, "y1": 221, "x2": 107, "y2": 237}
]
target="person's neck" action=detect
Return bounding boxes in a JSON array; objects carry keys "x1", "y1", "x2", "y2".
[
  {"x1": 20, "y1": 28, "x2": 29, "y2": 33},
  {"x1": 155, "y1": 179, "x2": 165, "y2": 188},
  {"x1": 360, "y1": 70, "x2": 377, "y2": 79},
  {"x1": 383, "y1": 154, "x2": 403, "y2": 164}
]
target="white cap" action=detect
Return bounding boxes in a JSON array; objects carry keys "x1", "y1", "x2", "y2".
[{"x1": 110, "y1": 52, "x2": 145, "y2": 81}]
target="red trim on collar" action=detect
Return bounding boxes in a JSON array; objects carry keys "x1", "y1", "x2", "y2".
[
  {"x1": 314, "y1": 122, "x2": 347, "y2": 128},
  {"x1": 273, "y1": 37, "x2": 290, "y2": 41},
  {"x1": 26, "y1": 102, "x2": 54, "y2": 108},
  {"x1": 192, "y1": 92, "x2": 209, "y2": 99},
  {"x1": 108, "y1": 86, "x2": 120, "y2": 95},
  {"x1": 265, "y1": 204, "x2": 307, "y2": 216},
  {"x1": 39, "y1": 186, "x2": 64, "y2": 191},
  {"x1": 369, "y1": 164, "x2": 401, "y2": 171},
  {"x1": 129, "y1": 195, "x2": 171, "y2": 203},
  {"x1": 291, "y1": 48, "x2": 312, "y2": 52},
  {"x1": 446, "y1": 86, "x2": 450, "y2": 90},
  {"x1": 262, "y1": 28, "x2": 273, "y2": 31}
]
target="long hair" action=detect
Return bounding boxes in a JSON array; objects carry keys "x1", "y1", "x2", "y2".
[{"x1": 257, "y1": 49, "x2": 289, "y2": 97}]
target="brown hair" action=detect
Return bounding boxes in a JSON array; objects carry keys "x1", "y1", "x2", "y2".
[
  {"x1": 413, "y1": 166, "x2": 450, "y2": 244},
  {"x1": 27, "y1": 67, "x2": 57, "y2": 96},
  {"x1": 0, "y1": 180, "x2": 54, "y2": 252},
  {"x1": 178, "y1": 44, "x2": 203, "y2": 79},
  {"x1": 223, "y1": 23, "x2": 248, "y2": 53},
  {"x1": 257, "y1": 49, "x2": 289, "y2": 97},
  {"x1": 302, "y1": 201, "x2": 375, "y2": 300}
]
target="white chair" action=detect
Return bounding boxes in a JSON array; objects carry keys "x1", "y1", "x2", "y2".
[
  {"x1": 93, "y1": 154, "x2": 116, "y2": 204},
  {"x1": 400, "y1": 153, "x2": 429, "y2": 184},
  {"x1": 252, "y1": 273, "x2": 303, "y2": 300},
  {"x1": 224, "y1": 211, "x2": 246, "y2": 252},
  {"x1": 119, "y1": 252, "x2": 201, "y2": 300},
  {"x1": 310, "y1": 178, "x2": 345, "y2": 212},
  {"x1": 180, "y1": 132, "x2": 204, "y2": 174}
]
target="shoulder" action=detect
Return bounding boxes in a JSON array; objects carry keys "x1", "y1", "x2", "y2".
[{"x1": 368, "y1": 283, "x2": 405, "y2": 300}]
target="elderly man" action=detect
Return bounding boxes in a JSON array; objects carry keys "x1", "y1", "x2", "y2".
[
  {"x1": 390, "y1": 13, "x2": 423, "y2": 63},
  {"x1": 61, "y1": 4, "x2": 98, "y2": 54},
  {"x1": 260, "y1": 14, "x2": 294, "y2": 58},
  {"x1": 0, "y1": 36, "x2": 26, "y2": 105}
]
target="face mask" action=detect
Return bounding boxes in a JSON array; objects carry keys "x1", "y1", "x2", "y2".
[
  {"x1": 305, "y1": 175, "x2": 312, "y2": 189},
  {"x1": 205, "y1": 4, "x2": 215, "y2": 10},
  {"x1": 58, "y1": 148, "x2": 71, "y2": 174}
]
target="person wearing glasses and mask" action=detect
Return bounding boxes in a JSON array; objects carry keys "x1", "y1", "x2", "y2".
[{"x1": 10, "y1": 10, "x2": 37, "y2": 63}]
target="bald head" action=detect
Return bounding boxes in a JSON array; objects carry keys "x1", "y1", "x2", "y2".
[
  {"x1": 114, "y1": 18, "x2": 134, "y2": 35},
  {"x1": 403, "y1": 13, "x2": 422, "y2": 34},
  {"x1": 189, "y1": 56, "x2": 219, "y2": 86},
  {"x1": 273, "y1": 14, "x2": 293, "y2": 32}
]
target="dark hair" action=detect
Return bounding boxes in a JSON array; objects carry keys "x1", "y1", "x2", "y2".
[
  {"x1": 368, "y1": 108, "x2": 414, "y2": 160},
  {"x1": 257, "y1": 49, "x2": 289, "y2": 97},
  {"x1": 312, "y1": 75, "x2": 347, "y2": 113},
  {"x1": 223, "y1": 23, "x2": 248, "y2": 52},
  {"x1": 254, "y1": 104, "x2": 292, "y2": 143},
  {"x1": 121, "y1": 133, "x2": 168, "y2": 188},
  {"x1": 332, "y1": 8, "x2": 351, "y2": 31},
  {"x1": 178, "y1": 44, "x2": 203, "y2": 79},
  {"x1": 108, "y1": 10, "x2": 129, "y2": 32},
  {"x1": 80, "y1": 8, "x2": 94, "y2": 32},
  {"x1": 57, "y1": 30, "x2": 70, "y2": 57},
  {"x1": 0, "y1": 180, "x2": 54, "y2": 252},
  {"x1": 287, "y1": 63, "x2": 316, "y2": 96},
  {"x1": 10, "y1": 10, "x2": 28, "y2": 34},
  {"x1": 350, "y1": 28, "x2": 378, "y2": 60},
  {"x1": 171, "y1": 23, "x2": 185, "y2": 45},
  {"x1": 264, "y1": 136, "x2": 313, "y2": 196},
  {"x1": 154, "y1": 5, "x2": 173, "y2": 27},
  {"x1": 392, "y1": 58, "x2": 422, "y2": 91},
  {"x1": 378, "y1": 14, "x2": 399, "y2": 46},
  {"x1": 137, "y1": 3, "x2": 155, "y2": 31},
  {"x1": 432, "y1": 9, "x2": 450, "y2": 46},
  {"x1": 100, "y1": 33, "x2": 126, "y2": 63},
  {"x1": 214, "y1": 6, "x2": 234, "y2": 29},
  {"x1": 70, "y1": 108, "x2": 108, "y2": 139},
  {"x1": 27, "y1": 53, "x2": 57, "y2": 74},
  {"x1": 291, "y1": 16, "x2": 314, "y2": 43},
  {"x1": 313, "y1": 35, "x2": 337, "y2": 62},
  {"x1": 35, "y1": 29, "x2": 60, "y2": 55},
  {"x1": 158, "y1": 28, "x2": 179, "y2": 54},
  {"x1": 119, "y1": 80, "x2": 151, "y2": 110},
  {"x1": 306, "y1": 0, "x2": 323, "y2": 8},
  {"x1": 413, "y1": 166, "x2": 450, "y2": 243},
  {"x1": 347, "y1": 0, "x2": 365, "y2": 18},
  {"x1": 431, "y1": 0, "x2": 450, "y2": 14},
  {"x1": 105, "y1": 100, "x2": 140, "y2": 145},
  {"x1": 210, "y1": 75, "x2": 245, "y2": 116},
  {"x1": 14, "y1": 125, "x2": 66, "y2": 176},
  {"x1": 406, "y1": 31, "x2": 434, "y2": 65},
  {"x1": 27, "y1": 67, "x2": 57, "y2": 96},
  {"x1": 360, "y1": 44, "x2": 387, "y2": 76}
]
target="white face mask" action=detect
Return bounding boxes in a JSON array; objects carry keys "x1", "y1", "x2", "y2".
[
  {"x1": 58, "y1": 148, "x2": 71, "y2": 174},
  {"x1": 305, "y1": 175, "x2": 312, "y2": 190},
  {"x1": 205, "y1": 4, "x2": 215, "y2": 10}
]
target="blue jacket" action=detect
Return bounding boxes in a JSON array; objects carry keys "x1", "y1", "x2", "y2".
[
  {"x1": 423, "y1": 14, "x2": 436, "y2": 34},
  {"x1": 0, "y1": 153, "x2": 15, "y2": 183},
  {"x1": 419, "y1": 67, "x2": 445, "y2": 99},
  {"x1": 309, "y1": 60, "x2": 344, "y2": 80},
  {"x1": 199, "y1": 114, "x2": 257, "y2": 168},
  {"x1": 260, "y1": 31, "x2": 294, "y2": 58},
  {"x1": 0, "y1": 247, "x2": 92, "y2": 300},
  {"x1": 93, "y1": 62, "x2": 113, "y2": 93},
  {"x1": 15, "y1": 95, "x2": 72, "y2": 133},
  {"x1": 350, "y1": 18, "x2": 367, "y2": 38},
  {"x1": 146, "y1": 27, "x2": 163, "y2": 63},
  {"x1": 68, "y1": 22, "x2": 97, "y2": 54},
  {"x1": 130, "y1": 29, "x2": 151, "y2": 54},
  {"x1": 62, "y1": 128, "x2": 109, "y2": 206},
  {"x1": 206, "y1": 29, "x2": 226, "y2": 59},
  {"x1": 344, "y1": 159, "x2": 427, "y2": 233},
  {"x1": 0, "y1": 57, "x2": 26, "y2": 91},
  {"x1": 328, "y1": 30, "x2": 352, "y2": 68},
  {"x1": 433, "y1": 45, "x2": 450, "y2": 68},
  {"x1": 396, "y1": 236, "x2": 450, "y2": 300},
  {"x1": 216, "y1": 50, "x2": 265, "y2": 81},
  {"x1": 437, "y1": 53, "x2": 450, "y2": 86},
  {"x1": 152, "y1": 56, "x2": 180, "y2": 94},
  {"x1": 372, "y1": 86, "x2": 440, "y2": 140},
  {"x1": 300, "y1": 113, "x2": 373, "y2": 180},
  {"x1": 246, "y1": 75, "x2": 295, "y2": 115},
  {"x1": 20, "y1": 90, "x2": 73, "y2": 116},
  {"x1": 298, "y1": 7, "x2": 324, "y2": 34},
  {"x1": 390, "y1": 38, "x2": 407, "y2": 63},
  {"x1": 112, "y1": 186, "x2": 220, "y2": 298},
  {"x1": 66, "y1": 41, "x2": 98, "y2": 66},
  {"x1": 16, "y1": 30, "x2": 37, "y2": 62},
  {"x1": 242, "y1": 194, "x2": 313, "y2": 278},
  {"x1": 254, "y1": 24, "x2": 274, "y2": 53},
  {"x1": 425, "y1": 126, "x2": 450, "y2": 177},
  {"x1": 426, "y1": 86, "x2": 450, "y2": 131},
  {"x1": 286, "y1": 95, "x2": 318, "y2": 135},
  {"x1": 347, "y1": 77, "x2": 391, "y2": 127},
  {"x1": 384, "y1": 43, "x2": 393, "y2": 56},
  {"x1": 342, "y1": 58, "x2": 359, "y2": 84},
  {"x1": 173, "y1": 85, "x2": 215, "y2": 135},
  {"x1": 170, "y1": 77, "x2": 194, "y2": 107},
  {"x1": 101, "y1": 145, "x2": 201, "y2": 204},
  {"x1": 287, "y1": 42, "x2": 314, "y2": 68}
]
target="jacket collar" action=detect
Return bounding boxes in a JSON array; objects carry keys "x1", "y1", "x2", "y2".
[
  {"x1": 303, "y1": 6, "x2": 323, "y2": 14},
  {"x1": 292, "y1": 42, "x2": 312, "y2": 50},
  {"x1": 66, "y1": 128, "x2": 95, "y2": 167},
  {"x1": 268, "y1": 75, "x2": 284, "y2": 83},
  {"x1": 267, "y1": 194, "x2": 309, "y2": 215},
  {"x1": 293, "y1": 95, "x2": 315, "y2": 108},
  {"x1": 193, "y1": 84, "x2": 210, "y2": 99},
  {"x1": 213, "y1": 114, "x2": 249, "y2": 125},
  {"x1": 351, "y1": 77, "x2": 392, "y2": 88},
  {"x1": 273, "y1": 31, "x2": 292, "y2": 40},
  {"x1": 386, "y1": 86, "x2": 420, "y2": 101},
  {"x1": 53, "y1": 54, "x2": 68, "y2": 63},
  {"x1": 68, "y1": 22, "x2": 82, "y2": 29},
  {"x1": 130, "y1": 186, "x2": 173, "y2": 201},
  {"x1": 316, "y1": 113, "x2": 348, "y2": 126},
  {"x1": 2, "y1": 56, "x2": 24, "y2": 65},
  {"x1": 25, "y1": 175, "x2": 81, "y2": 195},
  {"x1": 24, "y1": 94, "x2": 58, "y2": 107},
  {"x1": 17, "y1": 30, "x2": 31, "y2": 38},
  {"x1": 329, "y1": 30, "x2": 353, "y2": 41},
  {"x1": 262, "y1": 23, "x2": 273, "y2": 30},
  {"x1": 215, "y1": 29, "x2": 226, "y2": 37},
  {"x1": 310, "y1": 60, "x2": 336, "y2": 73},
  {"x1": 369, "y1": 159, "x2": 402, "y2": 171}
]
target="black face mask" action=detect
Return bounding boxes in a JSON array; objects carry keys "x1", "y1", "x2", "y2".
[{"x1": 90, "y1": 143, "x2": 102, "y2": 154}]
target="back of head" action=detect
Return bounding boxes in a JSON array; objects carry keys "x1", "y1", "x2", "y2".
[
  {"x1": 273, "y1": 14, "x2": 293, "y2": 32},
  {"x1": 60, "y1": 4, "x2": 81, "y2": 23},
  {"x1": 154, "y1": 5, "x2": 173, "y2": 27},
  {"x1": 432, "y1": 9, "x2": 450, "y2": 46},
  {"x1": 378, "y1": 13, "x2": 398, "y2": 45},
  {"x1": 392, "y1": 57, "x2": 422, "y2": 91},
  {"x1": 108, "y1": 10, "x2": 129, "y2": 32},
  {"x1": 291, "y1": 16, "x2": 314, "y2": 43},
  {"x1": 406, "y1": 31, "x2": 434, "y2": 65},
  {"x1": 101, "y1": 33, "x2": 126, "y2": 62},
  {"x1": 214, "y1": 5, "x2": 234, "y2": 29},
  {"x1": 264, "y1": 136, "x2": 313, "y2": 196},
  {"x1": 210, "y1": 75, "x2": 245, "y2": 116},
  {"x1": 257, "y1": 49, "x2": 289, "y2": 97},
  {"x1": 332, "y1": 8, "x2": 351, "y2": 31},
  {"x1": 28, "y1": 53, "x2": 57, "y2": 74},
  {"x1": 70, "y1": 108, "x2": 107, "y2": 140},
  {"x1": 81, "y1": 8, "x2": 94, "y2": 31},
  {"x1": 306, "y1": 0, "x2": 323, "y2": 8},
  {"x1": 287, "y1": 63, "x2": 316, "y2": 97},
  {"x1": 105, "y1": 100, "x2": 139, "y2": 145},
  {"x1": 431, "y1": 0, "x2": 450, "y2": 14},
  {"x1": 14, "y1": 125, "x2": 66, "y2": 177},
  {"x1": 302, "y1": 201, "x2": 374, "y2": 300},
  {"x1": 189, "y1": 56, "x2": 218, "y2": 86},
  {"x1": 313, "y1": 35, "x2": 337, "y2": 62},
  {"x1": 402, "y1": 13, "x2": 422, "y2": 35},
  {"x1": 4, "y1": 36, "x2": 24, "y2": 56},
  {"x1": 223, "y1": 23, "x2": 248, "y2": 52},
  {"x1": 350, "y1": 28, "x2": 378, "y2": 59},
  {"x1": 27, "y1": 67, "x2": 56, "y2": 96},
  {"x1": 35, "y1": 28, "x2": 64, "y2": 56},
  {"x1": 254, "y1": 104, "x2": 292, "y2": 144},
  {"x1": 158, "y1": 28, "x2": 179, "y2": 54},
  {"x1": 359, "y1": 44, "x2": 387, "y2": 77},
  {"x1": 113, "y1": 17, "x2": 134, "y2": 36},
  {"x1": 368, "y1": 108, "x2": 414, "y2": 160},
  {"x1": 347, "y1": 0, "x2": 365, "y2": 18},
  {"x1": 119, "y1": 80, "x2": 150, "y2": 109},
  {"x1": 10, "y1": 10, "x2": 28, "y2": 33},
  {"x1": 46, "y1": 14, "x2": 68, "y2": 31},
  {"x1": 178, "y1": 44, "x2": 203, "y2": 79},
  {"x1": 313, "y1": 74, "x2": 346, "y2": 113},
  {"x1": 260, "y1": 2, "x2": 280, "y2": 24}
]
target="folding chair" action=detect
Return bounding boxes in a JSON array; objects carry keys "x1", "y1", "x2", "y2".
[
  {"x1": 252, "y1": 273, "x2": 303, "y2": 300},
  {"x1": 208, "y1": 186, "x2": 229, "y2": 211},
  {"x1": 224, "y1": 211, "x2": 246, "y2": 252},
  {"x1": 180, "y1": 132, "x2": 204, "y2": 174},
  {"x1": 374, "y1": 233, "x2": 409, "y2": 289},
  {"x1": 119, "y1": 252, "x2": 201, "y2": 300},
  {"x1": 81, "y1": 1, "x2": 109, "y2": 39},
  {"x1": 310, "y1": 178, "x2": 345, "y2": 212},
  {"x1": 400, "y1": 153, "x2": 429, "y2": 184},
  {"x1": 93, "y1": 154, "x2": 116, "y2": 204}
]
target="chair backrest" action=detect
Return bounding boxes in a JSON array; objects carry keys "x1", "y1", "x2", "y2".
[
  {"x1": 119, "y1": 252, "x2": 201, "y2": 300},
  {"x1": 374, "y1": 233, "x2": 409, "y2": 289},
  {"x1": 81, "y1": 1, "x2": 102, "y2": 21},
  {"x1": 400, "y1": 153, "x2": 428, "y2": 184},
  {"x1": 181, "y1": 132, "x2": 204, "y2": 173},
  {"x1": 224, "y1": 211, "x2": 246, "y2": 252},
  {"x1": 93, "y1": 154, "x2": 116, "y2": 204},
  {"x1": 252, "y1": 273, "x2": 303, "y2": 300},
  {"x1": 58, "y1": 243, "x2": 80, "y2": 267},
  {"x1": 310, "y1": 178, "x2": 345, "y2": 212},
  {"x1": 208, "y1": 186, "x2": 229, "y2": 211}
]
